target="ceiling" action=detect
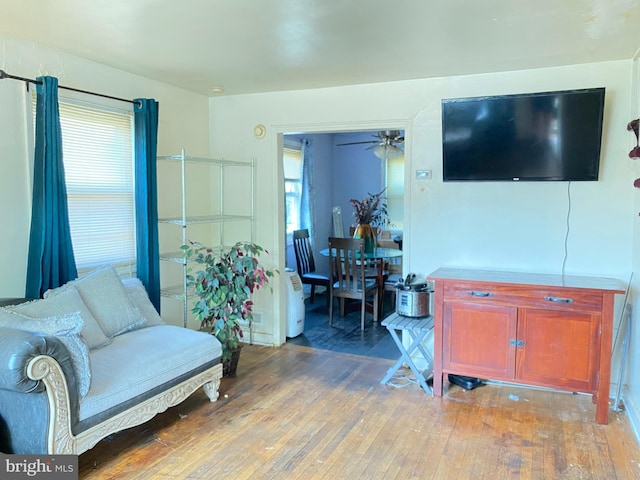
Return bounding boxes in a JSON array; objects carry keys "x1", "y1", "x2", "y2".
[{"x1": 1, "y1": 0, "x2": 639, "y2": 96}]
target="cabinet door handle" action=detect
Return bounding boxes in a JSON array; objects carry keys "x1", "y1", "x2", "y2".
[
  {"x1": 509, "y1": 339, "x2": 525, "y2": 347},
  {"x1": 545, "y1": 296, "x2": 573, "y2": 304},
  {"x1": 467, "y1": 291, "x2": 493, "y2": 297}
]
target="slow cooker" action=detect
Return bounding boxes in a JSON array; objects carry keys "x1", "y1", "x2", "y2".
[{"x1": 395, "y1": 273, "x2": 431, "y2": 317}]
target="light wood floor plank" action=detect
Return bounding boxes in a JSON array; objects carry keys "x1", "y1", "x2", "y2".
[{"x1": 78, "y1": 344, "x2": 640, "y2": 479}]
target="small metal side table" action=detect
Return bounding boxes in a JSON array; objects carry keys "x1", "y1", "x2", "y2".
[{"x1": 380, "y1": 313, "x2": 434, "y2": 394}]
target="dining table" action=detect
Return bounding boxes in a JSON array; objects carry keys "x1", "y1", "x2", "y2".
[{"x1": 319, "y1": 246, "x2": 403, "y2": 317}]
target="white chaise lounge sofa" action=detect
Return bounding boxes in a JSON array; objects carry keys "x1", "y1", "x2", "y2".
[{"x1": 0, "y1": 266, "x2": 222, "y2": 455}]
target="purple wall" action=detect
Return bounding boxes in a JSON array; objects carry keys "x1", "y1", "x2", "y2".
[{"x1": 332, "y1": 131, "x2": 384, "y2": 232}]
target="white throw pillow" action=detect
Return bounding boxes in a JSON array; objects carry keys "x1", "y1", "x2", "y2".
[
  {"x1": 0, "y1": 309, "x2": 91, "y2": 397},
  {"x1": 121, "y1": 277, "x2": 165, "y2": 327},
  {"x1": 45, "y1": 265, "x2": 146, "y2": 338},
  {"x1": 8, "y1": 288, "x2": 111, "y2": 350}
]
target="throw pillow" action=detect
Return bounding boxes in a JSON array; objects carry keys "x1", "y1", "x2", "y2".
[
  {"x1": 121, "y1": 277, "x2": 165, "y2": 327},
  {"x1": 0, "y1": 309, "x2": 91, "y2": 397},
  {"x1": 45, "y1": 266, "x2": 146, "y2": 338},
  {"x1": 8, "y1": 288, "x2": 111, "y2": 350}
]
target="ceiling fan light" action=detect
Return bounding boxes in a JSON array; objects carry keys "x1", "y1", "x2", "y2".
[{"x1": 374, "y1": 144, "x2": 404, "y2": 159}]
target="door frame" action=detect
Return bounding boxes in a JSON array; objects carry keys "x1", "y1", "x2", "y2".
[{"x1": 273, "y1": 119, "x2": 413, "y2": 346}]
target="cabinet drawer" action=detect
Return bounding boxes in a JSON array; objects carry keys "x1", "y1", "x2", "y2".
[{"x1": 443, "y1": 282, "x2": 603, "y2": 313}]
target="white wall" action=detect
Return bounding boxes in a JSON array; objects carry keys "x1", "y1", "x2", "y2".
[
  {"x1": 209, "y1": 59, "x2": 637, "y2": 421},
  {"x1": 0, "y1": 36, "x2": 210, "y2": 326},
  {"x1": 625, "y1": 55, "x2": 640, "y2": 442}
]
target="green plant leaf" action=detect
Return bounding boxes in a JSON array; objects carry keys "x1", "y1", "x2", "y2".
[{"x1": 181, "y1": 240, "x2": 278, "y2": 357}]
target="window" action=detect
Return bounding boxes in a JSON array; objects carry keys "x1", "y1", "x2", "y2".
[
  {"x1": 283, "y1": 143, "x2": 302, "y2": 239},
  {"x1": 33, "y1": 98, "x2": 135, "y2": 274},
  {"x1": 385, "y1": 155, "x2": 404, "y2": 231}
]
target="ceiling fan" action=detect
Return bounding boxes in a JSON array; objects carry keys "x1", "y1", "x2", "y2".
[{"x1": 337, "y1": 130, "x2": 405, "y2": 159}]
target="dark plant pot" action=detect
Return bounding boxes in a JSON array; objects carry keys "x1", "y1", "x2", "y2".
[{"x1": 222, "y1": 346, "x2": 242, "y2": 377}]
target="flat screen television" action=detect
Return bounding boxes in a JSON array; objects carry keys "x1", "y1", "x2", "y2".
[{"x1": 441, "y1": 88, "x2": 605, "y2": 182}]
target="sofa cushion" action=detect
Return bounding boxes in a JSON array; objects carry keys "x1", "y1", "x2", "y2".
[
  {"x1": 0, "y1": 310, "x2": 91, "y2": 397},
  {"x1": 45, "y1": 266, "x2": 146, "y2": 338},
  {"x1": 121, "y1": 277, "x2": 165, "y2": 327},
  {"x1": 7, "y1": 288, "x2": 111, "y2": 350},
  {"x1": 80, "y1": 325, "x2": 222, "y2": 421}
]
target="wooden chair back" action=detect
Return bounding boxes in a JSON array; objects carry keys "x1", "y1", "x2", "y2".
[
  {"x1": 293, "y1": 229, "x2": 316, "y2": 275},
  {"x1": 377, "y1": 231, "x2": 403, "y2": 316},
  {"x1": 329, "y1": 237, "x2": 366, "y2": 297},
  {"x1": 293, "y1": 229, "x2": 330, "y2": 304},
  {"x1": 328, "y1": 237, "x2": 379, "y2": 330}
]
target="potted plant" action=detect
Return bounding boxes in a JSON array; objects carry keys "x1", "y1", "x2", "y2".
[
  {"x1": 183, "y1": 241, "x2": 277, "y2": 376},
  {"x1": 349, "y1": 189, "x2": 390, "y2": 253}
]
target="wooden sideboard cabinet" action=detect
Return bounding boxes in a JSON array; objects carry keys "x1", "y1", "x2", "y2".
[{"x1": 427, "y1": 267, "x2": 626, "y2": 424}]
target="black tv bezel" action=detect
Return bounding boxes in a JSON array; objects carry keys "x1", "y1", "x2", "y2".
[{"x1": 441, "y1": 87, "x2": 606, "y2": 182}]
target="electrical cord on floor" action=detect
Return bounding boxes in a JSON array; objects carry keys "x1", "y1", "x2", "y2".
[{"x1": 385, "y1": 369, "x2": 421, "y2": 389}]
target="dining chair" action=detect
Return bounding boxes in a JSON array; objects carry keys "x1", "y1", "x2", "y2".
[
  {"x1": 328, "y1": 237, "x2": 379, "y2": 331},
  {"x1": 377, "y1": 232, "x2": 403, "y2": 313},
  {"x1": 293, "y1": 229, "x2": 330, "y2": 304}
]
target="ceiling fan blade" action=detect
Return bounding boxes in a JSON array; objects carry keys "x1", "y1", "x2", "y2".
[
  {"x1": 337, "y1": 130, "x2": 405, "y2": 151},
  {"x1": 336, "y1": 140, "x2": 380, "y2": 146}
]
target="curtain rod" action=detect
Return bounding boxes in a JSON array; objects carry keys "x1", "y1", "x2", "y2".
[{"x1": 0, "y1": 69, "x2": 140, "y2": 107}]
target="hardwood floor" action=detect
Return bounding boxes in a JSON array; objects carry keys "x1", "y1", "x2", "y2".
[{"x1": 78, "y1": 343, "x2": 640, "y2": 479}]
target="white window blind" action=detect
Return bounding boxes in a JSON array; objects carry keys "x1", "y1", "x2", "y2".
[{"x1": 34, "y1": 99, "x2": 136, "y2": 273}]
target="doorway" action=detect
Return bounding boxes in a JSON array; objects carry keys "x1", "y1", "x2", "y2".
[{"x1": 282, "y1": 128, "x2": 406, "y2": 359}]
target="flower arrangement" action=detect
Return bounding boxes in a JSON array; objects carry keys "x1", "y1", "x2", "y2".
[
  {"x1": 349, "y1": 189, "x2": 389, "y2": 228},
  {"x1": 628, "y1": 119, "x2": 640, "y2": 189},
  {"x1": 183, "y1": 241, "x2": 277, "y2": 366}
]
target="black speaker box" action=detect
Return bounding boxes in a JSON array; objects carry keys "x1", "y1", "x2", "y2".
[{"x1": 448, "y1": 374, "x2": 484, "y2": 390}]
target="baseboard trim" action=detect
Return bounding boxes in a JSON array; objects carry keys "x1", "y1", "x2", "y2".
[{"x1": 623, "y1": 394, "x2": 640, "y2": 447}]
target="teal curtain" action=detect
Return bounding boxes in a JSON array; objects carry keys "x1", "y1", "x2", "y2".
[
  {"x1": 300, "y1": 138, "x2": 314, "y2": 237},
  {"x1": 133, "y1": 99, "x2": 160, "y2": 312},
  {"x1": 25, "y1": 76, "x2": 78, "y2": 298}
]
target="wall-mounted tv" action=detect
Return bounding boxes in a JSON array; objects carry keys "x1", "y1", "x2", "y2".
[{"x1": 441, "y1": 88, "x2": 605, "y2": 182}]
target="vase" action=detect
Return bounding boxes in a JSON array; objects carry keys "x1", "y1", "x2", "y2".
[
  {"x1": 353, "y1": 223, "x2": 376, "y2": 254},
  {"x1": 222, "y1": 346, "x2": 242, "y2": 377}
]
